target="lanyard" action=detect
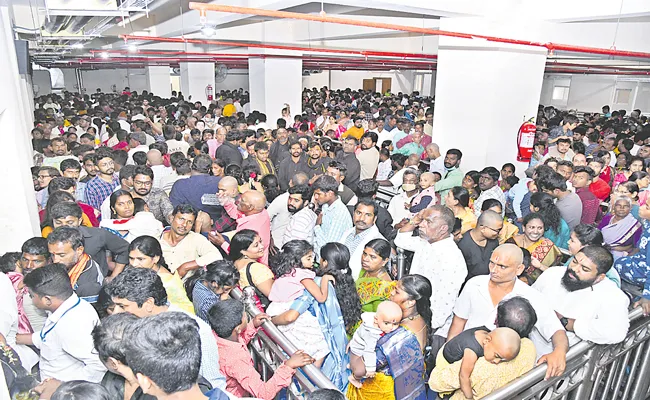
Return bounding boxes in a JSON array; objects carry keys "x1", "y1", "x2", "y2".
[{"x1": 40, "y1": 298, "x2": 81, "y2": 342}]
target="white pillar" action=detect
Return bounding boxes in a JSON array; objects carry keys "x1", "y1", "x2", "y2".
[
  {"x1": 432, "y1": 17, "x2": 548, "y2": 175},
  {"x1": 180, "y1": 62, "x2": 215, "y2": 105},
  {"x1": 248, "y1": 49, "x2": 302, "y2": 126},
  {"x1": 0, "y1": 3, "x2": 40, "y2": 252},
  {"x1": 146, "y1": 65, "x2": 171, "y2": 98}
]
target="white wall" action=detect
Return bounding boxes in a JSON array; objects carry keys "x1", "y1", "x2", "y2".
[
  {"x1": 302, "y1": 70, "x2": 416, "y2": 93},
  {"x1": 60, "y1": 68, "x2": 149, "y2": 94},
  {"x1": 32, "y1": 70, "x2": 52, "y2": 95},
  {"x1": 540, "y1": 74, "x2": 650, "y2": 113},
  {"x1": 215, "y1": 69, "x2": 249, "y2": 91}
]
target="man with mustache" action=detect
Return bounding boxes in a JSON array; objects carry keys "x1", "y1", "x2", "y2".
[
  {"x1": 339, "y1": 199, "x2": 386, "y2": 278},
  {"x1": 532, "y1": 245, "x2": 630, "y2": 352}
]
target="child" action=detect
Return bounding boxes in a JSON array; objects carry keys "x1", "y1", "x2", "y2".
[
  {"x1": 184, "y1": 260, "x2": 240, "y2": 324},
  {"x1": 267, "y1": 241, "x2": 334, "y2": 364},
  {"x1": 376, "y1": 148, "x2": 392, "y2": 180},
  {"x1": 348, "y1": 301, "x2": 403, "y2": 387},
  {"x1": 209, "y1": 299, "x2": 314, "y2": 399},
  {"x1": 443, "y1": 327, "x2": 521, "y2": 400},
  {"x1": 407, "y1": 171, "x2": 437, "y2": 215}
]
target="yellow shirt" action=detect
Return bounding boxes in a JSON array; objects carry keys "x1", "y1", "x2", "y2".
[
  {"x1": 160, "y1": 272, "x2": 195, "y2": 315},
  {"x1": 456, "y1": 207, "x2": 477, "y2": 235},
  {"x1": 237, "y1": 261, "x2": 274, "y2": 288},
  {"x1": 223, "y1": 104, "x2": 237, "y2": 117},
  {"x1": 342, "y1": 126, "x2": 365, "y2": 140}
]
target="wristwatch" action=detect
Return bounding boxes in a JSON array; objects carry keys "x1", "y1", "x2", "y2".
[{"x1": 560, "y1": 317, "x2": 569, "y2": 328}]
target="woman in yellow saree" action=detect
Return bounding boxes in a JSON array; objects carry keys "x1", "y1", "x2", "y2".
[{"x1": 355, "y1": 239, "x2": 395, "y2": 313}]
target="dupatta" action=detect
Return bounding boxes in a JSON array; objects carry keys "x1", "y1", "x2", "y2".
[{"x1": 376, "y1": 327, "x2": 426, "y2": 400}]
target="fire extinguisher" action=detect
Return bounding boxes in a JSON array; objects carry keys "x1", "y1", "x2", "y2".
[
  {"x1": 205, "y1": 84, "x2": 214, "y2": 101},
  {"x1": 516, "y1": 118, "x2": 537, "y2": 162}
]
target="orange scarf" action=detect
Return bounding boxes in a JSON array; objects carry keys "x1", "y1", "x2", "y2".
[{"x1": 68, "y1": 253, "x2": 91, "y2": 288}]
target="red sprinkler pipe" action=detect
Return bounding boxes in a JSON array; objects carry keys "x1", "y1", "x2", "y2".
[
  {"x1": 545, "y1": 61, "x2": 650, "y2": 73},
  {"x1": 189, "y1": 2, "x2": 650, "y2": 60}
]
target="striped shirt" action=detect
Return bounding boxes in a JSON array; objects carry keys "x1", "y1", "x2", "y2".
[
  {"x1": 314, "y1": 198, "x2": 353, "y2": 254},
  {"x1": 282, "y1": 207, "x2": 318, "y2": 247}
]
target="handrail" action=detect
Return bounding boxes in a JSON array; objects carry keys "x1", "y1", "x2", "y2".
[
  {"x1": 231, "y1": 287, "x2": 339, "y2": 391},
  {"x1": 481, "y1": 307, "x2": 646, "y2": 400}
]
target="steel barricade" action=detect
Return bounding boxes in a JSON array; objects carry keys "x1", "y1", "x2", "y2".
[
  {"x1": 231, "y1": 287, "x2": 338, "y2": 398},
  {"x1": 482, "y1": 307, "x2": 650, "y2": 400}
]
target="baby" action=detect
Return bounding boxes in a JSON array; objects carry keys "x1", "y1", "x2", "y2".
[
  {"x1": 407, "y1": 172, "x2": 438, "y2": 216},
  {"x1": 443, "y1": 326, "x2": 521, "y2": 400},
  {"x1": 348, "y1": 301, "x2": 403, "y2": 387}
]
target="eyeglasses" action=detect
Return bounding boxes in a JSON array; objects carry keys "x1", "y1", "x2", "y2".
[
  {"x1": 481, "y1": 224, "x2": 501, "y2": 234},
  {"x1": 134, "y1": 180, "x2": 152, "y2": 187}
]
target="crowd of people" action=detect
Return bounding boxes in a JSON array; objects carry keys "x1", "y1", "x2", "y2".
[{"x1": 0, "y1": 86, "x2": 643, "y2": 400}]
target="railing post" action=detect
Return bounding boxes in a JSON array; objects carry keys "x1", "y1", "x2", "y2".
[
  {"x1": 396, "y1": 247, "x2": 405, "y2": 279},
  {"x1": 630, "y1": 340, "x2": 650, "y2": 399},
  {"x1": 571, "y1": 346, "x2": 600, "y2": 400}
]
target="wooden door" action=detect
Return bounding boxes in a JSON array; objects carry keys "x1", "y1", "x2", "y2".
[
  {"x1": 381, "y1": 78, "x2": 392, "y2": 94},
  {"x1": 363, "y1": 79, "x2": 375, "y2": 91}
]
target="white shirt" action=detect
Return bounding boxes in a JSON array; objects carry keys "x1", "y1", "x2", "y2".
[
  {"x1": 166, "y1": 139, "x2": 190, "y2": 156},
  {"x1": 267, "y1": 192, "x2": 292, "y2": 246},
  {"x1": 429, "y1": 156, "x2": 446, "y2": 176},
  {"x1": 532, "y1": 266, "x2": 630, "y2": 355},
  {"x1": 127, "y1": 144, "x2": 149, "y2": 165},
  {"x1": 439, "y1": 275, "x2": 565, "y2": 359},
  {"x1": 31, "y1": 294, "x2": 106, "y2": 382},
  {"x1": 394, "y1": 233, "x2": 467, "y2": 330},
  {"x1": 376, "y1": 160, "x2": 392, "y2": 180},
  {"x1": 387, "y1": 191, "x2": 417, "y2": 225},
  {"x1": 357, "y1": 147, "x2": 380, "y2": 180},
  {"x1": 377, "y1": 129, "x2": 394, "y2": 146},
  {"x1": 150, "y1": 165, "x2": 173, "y2": 189},
  {"x1": 339, "y1": 225, "x2": 386, "y2": 279},
  {"x1": 118, "y1": 119, "x2": 131, "y2": 133}
]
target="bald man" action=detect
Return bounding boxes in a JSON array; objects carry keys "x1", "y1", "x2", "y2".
[
  {"x1": 209, "y1": 190, "x2": 271, "y2": 265},
  {"x1": 147, "y1": 149, "x2": 172, "y2": 189},
  {"x1": 217, "y1": 176, "x2": 239, "y2": 200},
  {"x1": 458, "y1": 210, "x2": 503, "y2": 282},
  {"x1": 426, "y1": 143, "x2": 446, "y2": 175},
  {"x1": 437, "y1": 244, "x2": 569, "y2": 381}
]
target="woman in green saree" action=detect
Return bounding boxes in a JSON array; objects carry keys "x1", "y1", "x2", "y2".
[{"x1": 355, "y1": 239, "x2": 395, "y2": 313}]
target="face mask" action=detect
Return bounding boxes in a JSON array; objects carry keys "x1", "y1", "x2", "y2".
[
  {"x1": 445, "y1": 165, "x2": 457, "y2": 172},
  {"x1": 402, "y1": 183, "x2": 417, "y2": 192}
]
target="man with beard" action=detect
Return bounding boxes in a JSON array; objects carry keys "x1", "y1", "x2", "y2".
[
  {"x1": 305, "y1": 142, "x2": 330, "y2": 180},
  {"x1": 41, "y1": 137, "x2": 76, "y2": 170},
  {"x1": 278, "y1": 140, "x2": 308, "y2": 191},
  {"x1": 131, "y1": 165, "x2": 174, "y2": 225},
  {"x1": 326, "y1": 161, "x2": 357, "y2": 206},
  {"x1": 434, "y1": 149, "x2": 464, "y2": 205},
  {"x1": 339, "y1": 199, "x2": 386, "y2": 278},
  {"x1": 270, "y1": 128, "x2": 290, "y2": 166},
  {"x1": 282, "y1": 184, "x2": 318, "y2": 247},
  {"x1": 357, "y1": 132, "x2": 379, "y2": 180},
  {"x1": 46, "y1": 227, "x2": 104, "y2": 303},
  {"x1": 85, "y1": 147, "x2": 120, "y2": 210},
  {"x1": 268, "y1": 173, "x2": 310, "y2": 248},
  {"x1": 532, "y1": 246, "x2": 629, "y2": 353}
]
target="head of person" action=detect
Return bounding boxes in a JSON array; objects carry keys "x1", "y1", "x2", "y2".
[
  {"x1": 417, "y1": 205, "x2": 455, "y2": 244},
  {"x1": 616, "y1": 181, "x2": 640, "y2": 202},
  {"x1": 563, "y1": 246, "x2": 614, "y2": 291},
  {"x1": 170, "y1": 204, "x2": 197, "y2": 237},
  {"x1": 556, "y1": 137, "x2": 572, "y2": 155},
  {"x1": 218, "y1": 176, "x2": 239, "y2": 199},
  {"x1": 37, "y1": 166, "x2": 61, "y2": 188},
  {"x1": 82, "y1": 154, "x2": 98, "y2": 177},
  {"x1": 479, "y1": 167, "x2": 500, "y2": 191},
  {"x1": 444, "y1": 149, "x2": 463, "y2": 169},
  {"x1": 229, "y1": 229, "x2": 264, "y2": 261},
  {"x1": 360, "y1": 238, "x2": 391, "y2": 275},
  {"x1": 128, "y1": 235, "x2": 168, "y2": 271},
  {"x1": 572, "y1": 153, "x2": 587, "y2": 167},
  {"x1": 23, "y1": 263, "x2": 74, "y2": 312},
  {"x1": 401, "y1": 169, "x2": 420, "y2": 194},
  {"x1": 612, "y1": 195, "x2": 633, "y2": 220},
  {"x1": 521, "y1": 212, "x2": 546, "y2": 243},
  {"x1": 481, "y1": 327, "x2": 521, "y2": 365},
  {"x1": 51, "y1": 137, "x2": 68, "y2": 156},
  {"x1": 21, "y1": 237, "x2": 50, "y2": 274},
  {"x1": 287, "y1": 184, "x2": 312, "y2": 214},
  {"x1": 105, "y1": 267, "x2": 167, "y2": 317},
  {"x1": 93, "y1": 148, "x2": 115, "y2": 176},
  {"x1": 419, "y1": 172, "x2": 436, "y2": 190},
  {"x1": 501, "y1": 163, "x2": 515, "y2": 180},
  {"x1": 191, "y1": 154, "x2": 213, "y2": 175},
  {"x1": 353, "y1": 199, "x2": 378, "y2": 233},
  {"x1": 237, "y1": 190, "x2": 266, "y2": 216},
  {"x1": 109, "y1": 189, "x2": 134, "y2": 219},
  {"x1": 60, "y1": 158, "x2": 82, "y2": 181},
  {"x1": 50, "y1": 381, "x2": 111, "y2": 400},
  {"x1": 390, "y1": 274, "x2": 432, "y2": 327},
  {"x1": 326, "y1": 161, "x2": 347, "y2": 184},
  {"x1": 631, "y1": 171, "x2": 650, "y2": 190},
  {"x1": 463, "y1": 170, "x2": 480, "y2": 192},
  {"x1": 361, "y1": 132, "x2": 378, "y2": 150},
  {"x1": 342, "y1": 137, "x2": 358, "y2": 154},
  {"x1": 568, "y1": 224, "x2": 603, "y2": 256},
  {"x1": 289, "y1": 140, "x2": 302, "y2": 158},
  {"x1": 556, "y1": 161, "x2": 573, "y2": 181},
  {"x1": 312, "y1": 175, "x2": 339, "y2": 206},
  {"x1": 374, "y1": 301, "x2": 402, "y2": 334},
  {"x1": 536, "y1": 172, "x2": 567, "y2": 198},
  {"x1": 355, "y1": 179, "x2": 380, "y2": 199},
  {"x1": 208, "y1": 298, "x2": 247, "y2": 340},
  {"x1": 270, "y1": 240, "x2": 315, "y2": 278},
  {"x1": 476, "y1": 210, "x2": 504, "y2": 241},
  {"x1": 92, "y1": 312, "x2": 140, "y2": 380},
  {"x1": 123, "y1": 312, "x2": 202, "y2": 397},
  {"x1": 495, "y1": 296, "x2": 538, "y2": 338},
  {"x1": 488, "y1": 243, "x2": 525, "y2": 284},
  {"x1": 306, "y1": 389, "x2": 346, "y2": 400},
  {"x1": 47, "y1": 227, "x2": 85, "y2": 269},
  {"x1": 445, "y1": 186, "x2": 471, "y2": 209},
  {"x1": 186, "y1": 260, "x2": 239, "y2": 301},
  {"x1": 47, "y1": 177, "x2": 78, "y2": 196},
  {"x1": 571, "y1": 166, "x2": 595, "y2": 189}
]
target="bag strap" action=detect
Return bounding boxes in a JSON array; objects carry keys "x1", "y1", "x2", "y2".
[{"x1": 245, "y1": 261, "x2": 256, "y2": 288}]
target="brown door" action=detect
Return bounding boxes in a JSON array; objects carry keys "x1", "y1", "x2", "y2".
[
  {"x1": 381, "y1": 78, "x2": 392, "y2": 93},
  {"x1": 363, "y1": 79, "x2": 375, "y2": 91}
]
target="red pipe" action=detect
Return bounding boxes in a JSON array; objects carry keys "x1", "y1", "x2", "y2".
[
  {"x1": 545, "y1": 61, "x2": 650, "y2": 72},
  {"x1": 188, "y1": 2, "x2": 650, "y2": 60},
  {"x1": 545, "y1": 68, "x2": 650, "y2": 76}
]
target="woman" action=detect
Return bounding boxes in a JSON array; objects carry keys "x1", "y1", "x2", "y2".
[
  {"x1": 230, "y1": 229, "x2": 273, "y2": 306},
  {"x1": 630, "y1": 171, "x2": 650, "y2": 206},
  {"x1": 211, "y1": 159, "x2": 226, "y2": 177},
  {"x1": 615, "y1": 202, "x2": 650, "y2": 291},
  {"x1": 615, "y1": 181, "x2": 641, "y2": 219},
  {"x1": 347, "y1": 275, "x2": 429, "y2": 400},
  {"x1": 128, "y1": 236, "x2": 195, "y2": 314},
  {"x1": 184, "y1": 260, "x2": 240, "y2": 323},
  {"x1": 355, "y1": 239, "x2": 396, "y2": 313},
  {"x1": 530, "y1": 192, "x2": 571, "y2": 249},
  {"x1": 462, "y1": 170, "x2": 481, "y2": 208},
  {"x1": 615, "y1": 152, "x2": 632, "y2": 172},
  {"x1": 99, "y1": 190, "x2": 135, "y2": 241},
  {"x1": 598, "y1": 196, "x2": 642, "y2": 259},
  {"x1": 40, "y1": 191, "x2": 96, "y2": 237},
  {"x1": 614, "y1": 156, "x2": 644, "y2": 186},
  {"x1": 566, "y1": 224, "x2": 621, "y2": 287},
  {"x1": 595, "y1": 150, "x2": 615, "y2": 186},
  {"x1": 445, "y1": 187, "x2": 477, "y2": 235},
  {"x1": 506, "y1": 213, "x2": 561, "y2": 284}
]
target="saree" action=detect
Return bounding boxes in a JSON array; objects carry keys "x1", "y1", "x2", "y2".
[
  {"x1": 346, "y1": 327, "x2": 426, "y2": 400},
  {"x1": 599, "y1": 213, "x2": 643, "y2": 259},
  {"x1": 355, "y1": 271, "x2": 396, "y2": 313},
  {"x1": 507, "y1": 236, "x2": 561, "y2": 284}
]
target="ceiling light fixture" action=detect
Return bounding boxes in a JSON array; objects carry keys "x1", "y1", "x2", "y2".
[
  {"x1": 201, "y1": 25, "x2": 216, "y2": 37},
  {"x1": 128, "y1": 44, "x2": 137, "y2": 53},
  {"x1": 101, "y1": 52, "x2": 110, "y2": 59}
]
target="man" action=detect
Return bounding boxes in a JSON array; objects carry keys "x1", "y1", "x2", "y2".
[
  {"x1": 19, "y1": 237, "x2": 50, "y2": 331},
  {"x1": 571, "y1": 166, "x2": 602, "y2": 225},
  {"x1": 36, "y1": 166, "x2": 61, "y2": 208},
  {"x1": 312, "y1": 175, "x2": 353, "y2": 254},
  {"x1": 337, "y1": 137, "x2": 361, "y2": 191},
  {"x1": 80, "y1": 154, "x2": 98, "y2": 183},
  {"x1": 357, "y1": 131, "x2": 380, "y2": 180},
  {"x1": 434, "y1": 149, "x2": 464, "y2": 204},
  {"x1": 46, "y1": 227, "x2": 104, "y2": 303},
  {"x1": 473, "y1": 167, "x2": 506, "y2": 217},
  {"x1": 268, "y1": 172, "x2": 310, "y2": 247},
  {"x1": 164, "y1": 124, "x2": 190, "y2": 155},
  {"x1": 572, "y1": 153, "x2": 587, "y2": 167},
  {"x1": 394, "y1": 205, "x2": 467, "y2": 332},
  {"x1": 533, "y1": 246, "x2": 629, "y2": 354},
  {"x1": 278, "y1": 140, "x2": 308, "y2": 191},
  {"x1": 390, "y1": 118, "x2": 408, "y2": 148},
  {"x1": 387, "y1": 169, "x2": 420, "y2": 226},
  {"x1": 603, "y1": 137, "x2": 618, "y2": 167},
  {"x1": 395, "y1": 127, "x2": 428, "y2": 157},
  {"x1": 548, "y1": 115, "x2": 578, "y2": 146},
  {"x1": 60, "y1": 158, "x2": 87, "y2": 203},
  {"x1": 426, "y1": 143, "x2": 446, "y2": 176},
  {"x1": 342, "y1": 115, "x2": 365, "y2": 140},
  {"x1": 160, "y1": 155, "x2": 191, "y2": 195},
  {"x1": 305, "y1": 142, "x2": 330, "y2": 179},
  {"x1": 126, "y1": 132, "x2": 149, "y2": 165},
  {"x1": 458, "y1": 210, "x2": 503, "y2": 281},
  {"x1": 586, "y1": 158, "x2": 612, "y2": 201},
  {"x1": 215, "y1": 130, "x2": 244, "y2": 167},
  {"x1": 131, "y1": 165, "x2": 174, "y2": 225},
  {"x1": 50, "y1": 202, "x2": 129, "y2": 279},
  {"x1": 105, "y1": 267, "x2": 228, "y2": 394},
  {"x1": 537, "y1": 172, "x2": 583, "y2": 230},
  {"x1": 424, "y1": 109, "x2": 433, "y2": 136},
  {"x1": 211, "y1": 190, "x2": 271, "y2": 265},
  {"x1": 146, "y1": 149, "x2": 173, "y2": 189},
  {"x1": 354, "y1": 179, "x2": 394, "y2": 239},
  {"x1": 270, "y1": 128, "x2": 290, "y2": 166},
  {"x1": 243, "y1": 141, "x2": 275, "y2": 177},
  {"x1": 159, "y1": 204, "x2": 222, "y2": 277},
  {"x1": 326, "y1": 161, "x2": 358, "y2": 206},
  {"x1": 85, "y1": 147, "x2": 119, "y2": 210},
  {"x1": 16, "y1": 264, "x2": 105, "y2": 382},
  {"x1": 282, "y1": 184, "x2": 318, "y2": 246},
  {"x1": 41, "y1": 137, "x2": 75, "y2": 170},
  {"x1": 442, "y1": 244, "x2": 569, "y2": 380},
  {"x1": 339, "y1": 199, "x2": 386, "y2": 278},
  {"x1": 542, "y1": 137, "x2": 575, "y2": 162}
]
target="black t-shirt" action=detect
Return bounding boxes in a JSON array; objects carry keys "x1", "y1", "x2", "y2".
[
  {"x1": 457, "y1": 231, "x2": 499, "y2": 281},
  {"x1": 443, "y1": 326, "x2": 489, "y2": 364}
]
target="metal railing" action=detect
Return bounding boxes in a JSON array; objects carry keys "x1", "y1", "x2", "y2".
[
  {"x1": 231, "y1": 287, "x2": 338, "y2": 398},
  {"x1": 482, "y1": 307, "x2": 650, "y2": 400}
]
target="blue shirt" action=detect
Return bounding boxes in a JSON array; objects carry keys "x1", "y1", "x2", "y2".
[
  {"x1": 169, "y1": 174, "x2": 223, "y2": 220},
  {"x1": 314, "y1": 198, "x2": 352, "y2": 255},
  {"x1": 192, "y1": 281, "x2": 221, "y2": 324}
]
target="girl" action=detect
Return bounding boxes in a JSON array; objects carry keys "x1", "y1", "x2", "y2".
[
  {"x1": 268, "y1": 240, "x2": 334, "y2": 365},
  {"x1": 185, "y1": 260, "x2": 240, "y2": 324},
  {"x1": 462, "y1": 170, "x2": 481, "y2": 208}
]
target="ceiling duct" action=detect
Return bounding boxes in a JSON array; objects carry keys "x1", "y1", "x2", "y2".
[
  {"x1": 42, "y1": 15, "x2": 71, "y2": 33},
  {"x1": 66, "y1": 16, "x2": 95, "y2": 33}
]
